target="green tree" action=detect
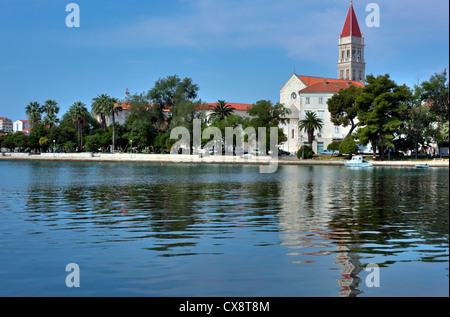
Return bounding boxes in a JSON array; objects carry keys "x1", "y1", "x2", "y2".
[
  {"x1": 399, "y1": 89, "x2": 434, "y2": 158},
  {"x1": 25, "y1": 101, "x2": 43, "y2": 128},
  {"x1": 147, "y1": 75, "x2": 199, "y2": 126},
  {"x1": 170, "y1": 99, "x2": 206, "y2": 153},
  {"x1": 42, "y1": 99, "x2": 60, "y2": 129},
  {"x1": 67, "y1": 101, "x2": 89, "y2": 152},
  {"x1": 355, "y1": 74, "x2": 412, "y2": 159},
  {"x1": 418, "y1": 69, "x2": 449, "y2": 121},
  {"x1": 124, "y1": 94, "x2": 161, "y2": 151},
  {"x1": 327, "y1": 85, "x2": 363, "y2": 139},
  {"x1": 298, "y1": 111, "x2": 324, "y2": 147},
  {"x1": 85, "y1": 134, "x2": 102, "y2": 152},
  {"x1": 327, "y1": 140, "x2": 341, "y2": 152},
  {"x1": 102, "y1": 96, "x2": 121, "y2": 151},
  {"x1": 296, "y1": 145, "x2": 314, "y2": 159},
  {"x1": 154, "y1": 132, "x2": 171, "y2": 153},
  {"x1": 28, "y1": 122, "x2": 48, "y2": 152},
  {"x1": 244, "y1": 100, "x2": 291, "y2": 152},
  {"x1": 209, "y1": 100, "x2": 235, "y2": 122},
  {"x1": 64, "y1": 141, "x2": 76, "y2": 152},
  {"x1": 339, "y1": 135, "x2": 359, "y2": 157},
  {"x1": 207, "y1": 114, "x2": 243, "y2": 154},
  {"x1": 92, "y1": 94, "x2": 110, "y2": 131},
  {"x1": 39, "y1": 137, "x2": 50, "y2": 150}
]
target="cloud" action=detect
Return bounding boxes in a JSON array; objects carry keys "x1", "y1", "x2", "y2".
[
  {"x1": 66, "y1": 1, "x2": 343, "y2": 61},
  {"x1": 63, "y1": 0, "x2": 448, "y2": 67}
]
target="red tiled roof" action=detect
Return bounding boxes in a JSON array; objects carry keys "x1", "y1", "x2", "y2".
[
  {"x1": 299, "y1": 78, "x2": 364, "y2": 93},
  {"x1": 116, "y1": 103, "x2": 170, "y2": 112},
  {"x1": 115, "y1": 102, "x2": 253, "y2": 112},
  {"x1": 202, "y1": 103, "x2": 253, "y2": 112},
  {"x1": 341, "y1": 4, "x2": 362, "y2": 38}
]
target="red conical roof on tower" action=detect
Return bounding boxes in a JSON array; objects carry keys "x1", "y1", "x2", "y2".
[{"x1": 340, "y1": 3, "x2": 362, "y2": 38}]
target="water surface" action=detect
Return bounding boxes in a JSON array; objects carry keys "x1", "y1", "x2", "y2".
[{"x1": 0, "y1": 161, "x2": 448, "y2": 296}]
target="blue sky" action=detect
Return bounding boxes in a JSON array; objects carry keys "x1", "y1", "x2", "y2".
[{"x1": 0, "y1": 0, "x2": 448, "y2": 122}]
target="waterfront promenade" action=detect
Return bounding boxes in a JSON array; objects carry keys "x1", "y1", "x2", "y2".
[{"x1": 1, "y1": 152, "x2": 448, "y2": 167}]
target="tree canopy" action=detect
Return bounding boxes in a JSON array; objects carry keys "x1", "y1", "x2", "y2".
[{"x1": 355, "y1": 74, "x2": 412, "y2": 159}]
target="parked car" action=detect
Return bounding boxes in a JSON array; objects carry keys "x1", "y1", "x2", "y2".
[
  {"x1": 319, "y1": 150, "x2": 338, "y2": 156},
  {"x1": 278, "y1": 149, "x2": 291, "y2": 156},
  {"x1": 251, "y1": 149, "x2": 265, "y2": 155}
]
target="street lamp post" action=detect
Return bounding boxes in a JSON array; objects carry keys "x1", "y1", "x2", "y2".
[
  {"x1": 130, "y1": 140, "x2": 133, "y2": 158},
  {"x1": 53, "y1": 140, "x2": 56, "y2": 156}
]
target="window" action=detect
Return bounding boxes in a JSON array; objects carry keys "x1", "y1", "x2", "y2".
[
  {"x1": 347, "y1": 50, "x2": 350, "y2": 58},
  {"x1": 357, "y1": 48, "x2": 362, "y2": 60},
  {"x1": 340, "y1": 70, "x2": 344, "y2": 79},
  {"x1": 352, "y1": 49, "x2": 356, "y2": 58},
  {"x1": 304, "y1": 110, "x2": 312, "y2": 119},
  {"x1": 346, "y1": 69, "x2": 349, "y2": 79},
  {"x1": 305, "y1": 97, "x2": 310, "y2": 104},
  {"x1": 291, "y1": 129, "x2": 295, "y2": 139},
  {"x1": 334, "y1": 126, "x2": 341, "y2": 138},
  {"x1": 317, "y1": 142, "x2": 324, "y2": 153},
  {"x1": 359, "y1": 70, "x2": 363, "y2": 81},
  {"x1": 319, "y1": 97, "x2": 323, "y2": 104},
  {"x1": 352, "y1": 70, "x2": 356, "y2": 81},
  {"x1": 341, "y1": 51, "x2": 345, "y2": 60},
  {"x1": 291, "y1": 92, "x2": 297, "y2": 100},
  {"x1": 317, "y1": 110, "x2": 324, "y2": 119}
]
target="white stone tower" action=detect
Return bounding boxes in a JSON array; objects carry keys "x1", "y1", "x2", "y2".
[{"x1": 338, "y1": 2, "x2": 365, "y2": 83}]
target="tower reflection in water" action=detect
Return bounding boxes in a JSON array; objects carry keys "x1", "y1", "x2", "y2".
[
  {"x1": 334, "y1": 242, "x2": 364, "y2": 297},
  {"x1": 277, "y1": 166, "x2": 364, "y2": 297}
]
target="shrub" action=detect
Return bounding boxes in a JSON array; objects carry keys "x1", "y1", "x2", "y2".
[
  {"x1": 297, "y1": 145, "x2": 315, "y2": 159},
  {"x1": 85, "y1": 134, "x2": 102, "y2": 152},
  {"x1": 327, "y1": 141, "x2": 341, "y2": 152},
  {"x1": 64, "y1": 141, "x2": 76, "y2": 152},
  {"x1": 339, "y1": 136, "x2": 359, "y2": 156}
]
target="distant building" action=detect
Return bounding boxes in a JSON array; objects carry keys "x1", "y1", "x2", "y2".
[
  {"x1": 101, "y1": 102, "x2": 254, "y2": 127},
  {"x1": 279, "y1": 3, "x2": 366, "y2": 154},
  {"x1": 13, "y1": 120, "x2": 31, "y2": 135},
  {"x1": 280, "y1": 76, "x2": 364, "y2": 153},
  {"x1": 0, "y1": 117, "x2": 13, "y2": 134}
]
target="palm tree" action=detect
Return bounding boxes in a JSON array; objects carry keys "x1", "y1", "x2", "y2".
[
  {"x1": 104, "y1": 96, "x2": 122, "y2": 152},
  {"x1": 42, "y1": 99, "x2": 60, "y2": 129},
  {"x1": 209, "y1": 100, "x2": 235, "y2": 122},
  {"x1": 25, "y1": 101, "x2": 43, "y2": 127},
  {"x1": 68, "y1": 101, "x2": 89, "y2": 152},
  {"x1": 91, "y1": 94, "x2": 109, "y2": 131},
  {"x1": 298, "y1": 111, "x2": 324, "y2": 147}
]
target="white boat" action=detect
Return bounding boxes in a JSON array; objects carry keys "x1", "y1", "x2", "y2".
[
  {"x1": 415, "y1": 164, "x2": 429, "y2": 169},
  {"x1": 344, "y1": 155, "x2": 373, "y2": 167}
]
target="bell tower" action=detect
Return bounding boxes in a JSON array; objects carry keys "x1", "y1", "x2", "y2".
[{"x1": 338, "y1": 2, "x2": 365, "y2": 83}]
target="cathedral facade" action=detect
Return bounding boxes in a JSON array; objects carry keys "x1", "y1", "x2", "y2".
[{"x1": 279, "y1": 3, "x2": 365, "y2": 154}]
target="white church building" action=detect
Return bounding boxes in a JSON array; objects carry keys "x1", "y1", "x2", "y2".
[{"x1": 279, "y1": 3, "x2": 365, "y2": 154}]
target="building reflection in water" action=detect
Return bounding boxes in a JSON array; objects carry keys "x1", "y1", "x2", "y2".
[
  {"x1": 277, "y1": 166, "x2": 364, "y2": 297},
  {"x1": 334, "y1": 241, "x2": 364, "y2": 297}
]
